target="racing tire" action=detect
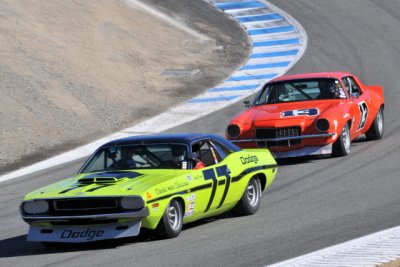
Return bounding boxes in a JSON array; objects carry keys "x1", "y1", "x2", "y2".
[
  {"x1": 155, "y1": 199, "x2": 183, "y2": 238},
  {"x1": 232, "y1": 177, "x2": 262, "y2": 216},
  {"x1": 365, "y1": 107, "x2": 384, "y2": 140},
  {"x1": 332, "y1": 123, "x2": 351, "y2": 157}
]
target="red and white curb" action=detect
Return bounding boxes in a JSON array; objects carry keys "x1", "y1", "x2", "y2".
[
  {"x1": 0, "y1": 0, "x2": 306, "y2": 182},
  {"x1": 267, "y1": 226, "x2": 400, "y2": 267}
]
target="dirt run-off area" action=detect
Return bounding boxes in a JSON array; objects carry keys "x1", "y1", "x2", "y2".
[{"x1": 0, "y1": 0, "x2": 251, "y2": 173}]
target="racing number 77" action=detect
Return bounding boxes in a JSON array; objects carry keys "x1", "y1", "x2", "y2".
[{"x1": 202, "y1": 165, "x2": 231, "y2": 212}]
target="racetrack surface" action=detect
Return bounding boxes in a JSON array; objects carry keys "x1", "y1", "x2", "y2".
[{"x1": 2, "y1": 0, "x2": 400, "y2": 266}]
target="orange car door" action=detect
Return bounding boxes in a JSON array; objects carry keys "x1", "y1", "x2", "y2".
[{"x1": 343, "y1": 76, "x2": 371, "y2": 137}]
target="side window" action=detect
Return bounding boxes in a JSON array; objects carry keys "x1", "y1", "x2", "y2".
[
  {"x1": 192, "y1": 141, "x2": 222, "y2": 167},
  {"x1": 106, "y1": 148, "x2": 122, "y2": 169},
  {"x1": 347, "y1": 77, "x2": 362, "y2": 97},
  {"x1": 211, "y1": 141, "x2": 232, "y2": 160},
  {"x1": 268, "y1": 84, "x2": 290, "y2": 103},
  {"x1": 254, "y1": 85, "x2": 269, "y2": 105},
  {"x1": 342, "y1": 78, "x2": 350, "y2": 96}
]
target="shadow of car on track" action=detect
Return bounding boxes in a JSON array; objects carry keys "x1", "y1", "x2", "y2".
[
  {"x1": 275, "y1": 135, "x2": 368, "y2": 166},
  {"x1": 0, "y1": 214, "x2": 236, "y2": 256},
  {"x1": 0, "y1": 234, "x2": 135, "y2": 257}
]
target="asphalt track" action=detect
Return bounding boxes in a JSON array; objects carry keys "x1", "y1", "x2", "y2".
[{"x1": 1, "y1": 0, "x2": 400, "y2": 266}]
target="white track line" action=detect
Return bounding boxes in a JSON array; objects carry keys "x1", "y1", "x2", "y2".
[
  {"x1": 0, "y1": 0, "x2": 307, "y2": 182},
  {"x1": 267, "y1": 225, "x2": 400, "y2": 267}
]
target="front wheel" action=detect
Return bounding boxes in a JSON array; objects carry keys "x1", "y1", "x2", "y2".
[
  {"x1": 332, "y1": 123, "x2": 351, "y2": 157},
  {"x1": 232, "y1": 177, "x2": 262, "y2": 216},
  {"x1": 155, "y1": 199, "x2": 183, "y2": 238},
  {"x1": 365, "y1": 107, "x2": 384, "y2": 140}
]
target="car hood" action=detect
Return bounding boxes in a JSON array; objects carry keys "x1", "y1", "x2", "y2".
[
  {"x1": 24, "y1": 170, "x2": 189, "y2": 200},
  {"x1": 237, "y1": 101, "x2": 343, "y2": 124}
]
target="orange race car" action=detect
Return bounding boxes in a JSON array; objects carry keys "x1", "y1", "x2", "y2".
[{"x1": 226, "y1": 72, "x2": 384, "y2": 158}]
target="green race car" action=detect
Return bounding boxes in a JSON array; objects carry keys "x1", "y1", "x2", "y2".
[{"x1": 20, "y1": 133, "x2": 277, "y2": 243}]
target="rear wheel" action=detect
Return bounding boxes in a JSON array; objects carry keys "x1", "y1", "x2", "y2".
[
  {"x1": 232, "y1": 177, "x2": 262, "y2": 216},
  {"x1": 332, "y1": 123, "x2": 351, "y2": 157},
  {"x1": 365, "y1": 107, "x2": 384, "y2": 140},
  {"x1": 155, "y1": 199, "x2": 183, "y2": 238}
]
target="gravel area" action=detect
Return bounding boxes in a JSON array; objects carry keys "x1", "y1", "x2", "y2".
[{"x1": 0, "y1": 0, "x2": 250, "y2": 173}]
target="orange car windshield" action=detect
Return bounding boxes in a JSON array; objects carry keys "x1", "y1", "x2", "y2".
[{"x1": 254, "y1": 78, "x2": 347, "y2": 105}]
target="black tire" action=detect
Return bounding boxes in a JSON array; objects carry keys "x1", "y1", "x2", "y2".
[
  {"x1": 155, "y1": 199, "x2": 183, "y2": 238},
  {"x1": 232, "y1": 177, "x2": 262, "y2": 216},
  {"x1": 332, "y1": 123, "x2": 351, "y2": 157},
  {"x1": 365, "y1": 107, "x2": 384, "y2": 140}
]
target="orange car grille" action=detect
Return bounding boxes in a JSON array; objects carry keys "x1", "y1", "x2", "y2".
[{"x1": 256, "y1": 127, "x2": 302, "y2": 147}]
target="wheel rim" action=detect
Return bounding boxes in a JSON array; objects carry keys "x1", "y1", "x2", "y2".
[
  {"x1": 167, "y1": 202, "x2": 181, "y2": 231},
  {"x1": 342, "y1": 125, "x2": 351, "y2": 153},
  {"x1": 376, "y1": 109, "x2": 383, "y2": 134},
  {"x1": 246, "y1": 179, "x2": 260, "y2": 207}
]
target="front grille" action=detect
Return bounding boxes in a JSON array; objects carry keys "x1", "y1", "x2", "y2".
[
  {"x1": 51, "y1": 198, "x2": 120, "y2": 216},
  {"x1": 256, "y1": 127, "x2": 302, "y2": 147}
]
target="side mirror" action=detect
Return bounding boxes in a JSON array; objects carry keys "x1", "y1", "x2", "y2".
[{"x1": 243, "y1": 100, "x2": 251, "y2": 107}]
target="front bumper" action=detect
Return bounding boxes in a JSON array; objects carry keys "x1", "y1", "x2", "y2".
[
  {"x1": 230, "y1": 132, "x2": 336, "y2": 145},
  {"x1": 230, "y1": 133, "x2": 335, "y2": 158},
  {"x1": 27, "y1": 220, "x2": 142, "y2": 242},
  {"x1": 22, "y1": 208, "x2": 149, "y2": 223},
  {"x1": 271, "y1": 144, "x2": 333, "y2": 158}
]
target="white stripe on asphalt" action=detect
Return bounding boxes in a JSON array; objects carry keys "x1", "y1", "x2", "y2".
[{"x1": 267, "y1": 225, "x2": 400, "y2": 267}]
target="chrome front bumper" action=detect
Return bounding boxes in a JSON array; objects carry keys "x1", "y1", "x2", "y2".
[
  {"x1": 271, "y1": 144, "x2": 333, "y2": 158},
  {"x1": 230, "y1": 132, "x2": 336, "y2": 144}
]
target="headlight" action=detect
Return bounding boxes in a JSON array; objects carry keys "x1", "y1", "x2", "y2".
[
  {"x1": 227, "y1": 124, "x2": 241, "y2": 138},
  {"x1": 120, "y1": 197, "x2": 144, "y2": 210},
  {"x1": 316, "y1": 118, "x2": 330, "y2": 132},
  {"x1": 22, "y1": 200, "x2": 49, "y2": 214}
]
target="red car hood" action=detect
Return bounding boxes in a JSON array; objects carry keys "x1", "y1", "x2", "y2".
[{"x1": 239, "y1": 101, "x2": 343, "y2": 124}]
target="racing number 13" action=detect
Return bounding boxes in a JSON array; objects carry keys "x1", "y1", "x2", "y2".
[{"x1": 202, "y1": 165, "x2": 231, "y2": 212}]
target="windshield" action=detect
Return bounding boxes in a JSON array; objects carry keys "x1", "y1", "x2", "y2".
[
  {"x1": 80, "y1": 144, "x2": 188, "y2": 173},
  {"x1": 254, "y1": 78, "x2": 347, "y2": 105}
]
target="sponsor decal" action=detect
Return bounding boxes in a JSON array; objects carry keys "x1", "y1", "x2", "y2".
[
  {"x1": 186, "y1": 194, "x2": 196, "y2": 201},
  {"x1": 240, "y1": 155, "x2": 259, "y2": 165},
  {"x1": 60, "y1": 229, "x2": 104, "y2": 241},
  {"x1": 146, "y1": 192, "x2": 152, "y2": 199},
  {"x1": 281, "y1": 108, "x2": 319, "y2": 118},
  {"x1": 184, "y1": 210, "x2": 194, "y2": 217},
  {"x1": 155, "y1": 181, "x2": 189, "y2": 194},
  {"x1": 186, "y1": 175, "x2": 193, "y2": 181},
  {"x1": 185, "y1": 194, "x2": 196, "y2": 217},
  {"x1": 152, "y1": 203, "x2": 159, "y2": 211}
]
